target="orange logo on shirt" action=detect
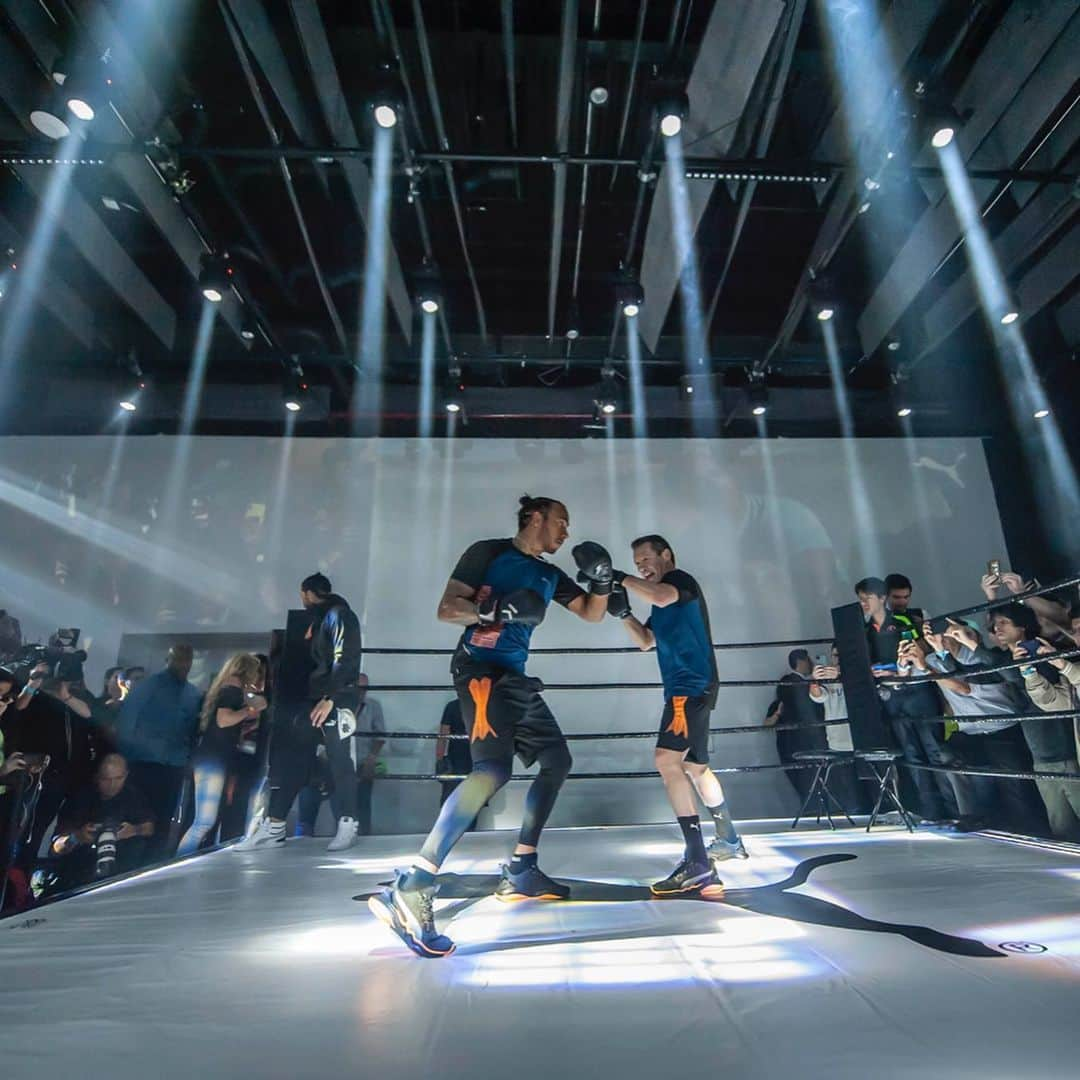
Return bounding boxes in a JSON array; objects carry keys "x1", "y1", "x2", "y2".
[
  {"x1": 666, "y1": 696, "x2": 689, "y2": 738},
  {"x1": 469, "y1": 677, "x2": 495, "y2": 742}
]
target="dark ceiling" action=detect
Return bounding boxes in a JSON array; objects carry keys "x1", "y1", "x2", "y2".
[{"x1": 0, "y1": 0, "x2": 1077, "y2": 438}]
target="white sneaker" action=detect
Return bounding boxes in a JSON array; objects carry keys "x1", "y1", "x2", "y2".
[
  {"x1": 234, "y1": 817, "x2": 286, "y2": 851},
  {"x1": 327, "y1": 816, "x2": 359, "y2": 852}
]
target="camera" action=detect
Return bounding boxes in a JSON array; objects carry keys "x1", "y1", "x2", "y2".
[
  {"x1": 94, "y1": 823, "x2": 120, "y2": 879},
  {"x1": 1, "y1": 628, "x2": 87, "y2": 687}
]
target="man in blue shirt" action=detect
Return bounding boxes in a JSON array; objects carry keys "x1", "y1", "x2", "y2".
[
  {"x1": 611, "y1": 535, "x2": 746, "y2": 897},
  {"x1": 115, "y1": 644, "x2": 202, "y2": 858},
  {"x1": 369, "y1": 494, "x2": 608, "y2": 958}
]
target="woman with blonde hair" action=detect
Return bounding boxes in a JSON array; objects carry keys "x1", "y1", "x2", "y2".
[{"x1": 177, "y1": 653, "x2": 268, "y2": 856}]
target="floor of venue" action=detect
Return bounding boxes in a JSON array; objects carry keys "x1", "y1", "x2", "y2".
[{"x1": 3, "y1": 821, "x2": 1078, "y2": 1079}]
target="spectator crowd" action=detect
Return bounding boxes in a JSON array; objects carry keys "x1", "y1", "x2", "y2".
[
  {"x1": 3, "y1": 558, "x2": 1079, "y2": 912},
  {"x1": 768, "y1": 568, "x2": 1080, "y2": 839}
]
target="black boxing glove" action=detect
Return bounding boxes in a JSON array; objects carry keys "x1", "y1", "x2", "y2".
[
  {"x1": 607, "y1": 582, "x2": 632, "y2": 620},
  {"x1": 572, "y1": 541, "x2": 615, "y2": 596},
  {"x1": 477, "y1": 588, "x2": 547, "y2": 627}
]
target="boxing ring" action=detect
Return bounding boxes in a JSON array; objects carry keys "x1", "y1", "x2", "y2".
[{"x1": 3, "y1": 580, "x2": 1080, "y2": 1079}]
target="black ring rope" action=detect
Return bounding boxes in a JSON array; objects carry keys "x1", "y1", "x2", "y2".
[
  {"x1": 922, "y1": 574, "x2": 1080, "y2": 625},
  {"x1": 903, "y1": 761, "x2": 1080, "y2": 784},
  {"x1": 362, "y1": 637, "x2": 834, "y2": 656},
  {"x1": 383, "y1": 762, "x2": 821, "y2": 782}
]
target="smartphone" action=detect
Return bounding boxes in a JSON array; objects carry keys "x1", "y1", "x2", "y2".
[
  {"x1": 1020, "y1": 640, "x2": 1042, "y2": 659},
  {"x1": 20, "y1": 752, "x2": 49, "y2": 770},
  {"x1": 987, "y1": 559, "x2": 1001, "y2": 577},
  {"x1": 872, "y1": 663, "x2": 899, "y2": 673},
  {"x1": 815, "y1": 654, "x2": 828, "y2": 667}
]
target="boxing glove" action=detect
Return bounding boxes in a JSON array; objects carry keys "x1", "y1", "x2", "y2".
[
  {"x1": 477, "y1": 588, "x2": 547, "y2": 627},
  {"x1": 572, "y1": 541, "x2": 615, "y2": 596},
  {"x1": 607, "y1": 582, "x2": 632, "y2": 620}
]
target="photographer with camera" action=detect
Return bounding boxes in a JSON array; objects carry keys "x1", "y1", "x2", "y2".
[
  {"x1": 6, "y1": 633, "x2": 96, "y2": 865},
  {"x1": 51, "y1": 753, "x2": 154, "y2": 887}
]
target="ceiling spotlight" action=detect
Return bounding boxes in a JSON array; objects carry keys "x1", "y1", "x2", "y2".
[
  {"x1": 748, "y1": 374, "x2": 769, "y2": 416},
  {"x1": 67, "y1": 95, "x2": 95, "y2": 122},
  {"x1": 589, "y1": 86, "x2": 609, "y2": 106},
  {"x1": 887, "y1": 338, "x2": 901, "y2": 352},
  {"x1": 283, "y1": 364, "x2": 309, "y2": 413},
  {"x1": 617, "y1": 280, "x2": 644, "y2": 319},
  {"x1": 420, "y1": 297, "x2": 439, "y2": 314},
  {"x1": 656, "y1": 88, "x2": 689, "y2": 138},
  {"x1": 240, "y1": 318, "x2": 257, "y2": 342},
  {"x1": 816, "y1": 306, "x2": 834, "y2": 322},
  {"x1": 119, "y1": 398, "x2": 137, "y2": 412},
  {"x1": 29, "y1": 93, "x2": 71, "y2": 140},
  {"x1": 566, "y1": 327, "x2": 580, "y2": 341},
  {"x1": 199, "y1": 252, "x2": 231, "y2": 303},
  {"x1": 595, "y1": 366, "x2": 620, "y2": 416},
  {"x1": 1000, "y1": 309, "x2": 1019, "y2": 325},
  {"x1": 1033, "y1": 408, "x2": 1050, "y2": 420},
  {"x1": 930, "y1": 125, "x2": 954, "y2": 149},
  {"x1": 373, "y1": 103, "x2": 398, "y2": 129},
  {"x1": 897, "y1": 406, "x2": 913, "y2": 418}
]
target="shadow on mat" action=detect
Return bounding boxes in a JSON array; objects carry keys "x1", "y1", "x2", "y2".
[{"x1": 354, "y1": 853, "x2": 1004, "y2": 959}]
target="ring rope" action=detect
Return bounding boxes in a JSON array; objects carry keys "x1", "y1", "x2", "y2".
[
  {"x1": 902, "y1": 761, "x2": 1080, "y2": 784},
  {"x1": 361, "y1": 637, "x2": 834, "y2": 656},
  {"x1": 382, "y1": 762, "x2": 822, "y2": 782}
]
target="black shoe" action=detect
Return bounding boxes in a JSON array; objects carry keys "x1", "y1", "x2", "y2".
[
  {"x1": 953, "y1": 815, "x2": 990, "y2": 833},
  {"x1": 368, "y1": 872, "x2": 456, "y2": 958},
  {"x1": 494, "y1": 862, "x2": 571, "y2": 902},
  {"x1": 650, "y1": 859, "x2": 724, "y2": 898}
]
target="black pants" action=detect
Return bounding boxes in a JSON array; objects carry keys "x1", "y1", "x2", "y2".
[
  {"x1": 882, "y1": 687, "x2": 961, "y2": 820},
  {"x1": 268, "y1": 708, "x2": 357, "y2": 822},
  {"x1": 128, "y1": 763, "x2": 187, "y2": 861},
  {"x1": 950, "y1": 727, "x2": 1049, "y2": 834}
]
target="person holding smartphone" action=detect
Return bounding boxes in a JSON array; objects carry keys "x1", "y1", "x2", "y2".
[{"x1": 176, "y1": 653, "x2": 267, "y2": 856}]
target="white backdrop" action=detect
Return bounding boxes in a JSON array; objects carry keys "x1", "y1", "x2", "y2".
[{"x1": 0, "y1": 435, "x2": 1007, "y2": 828}]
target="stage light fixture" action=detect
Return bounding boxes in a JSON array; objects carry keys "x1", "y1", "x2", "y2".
[
  {"x1": 374, "y1": 103, "x2": 398, "y2": 129},
  {"x1": 887, "y1": 339, "x2": 901, "y2": 352},
  {"x1": 29, "y1": 90, "x2": 71, "y2": 140},
  {"x1": 240, "y1": 317, "x2": 257, "y2": 342},
  {"x1": 420, "y1": 297, "x2": 439, "y2": 314},
  {"x1": 1033, "y1": 408, "x2": 1050, "y2": 420},
  {"x1": 199, "y1": 252, "x2": 231, "y2": 303},
  {"x1": 747, "y1": 373, "x2": 769, "y2": 416},
  {"x1": 897, "y1": 406, "x2": 912, "y2": 418},
  {"x1": 283, "y1": 364, "x2": 309, "y2": 413},
  {"x1": 1000, "y1": 309, "x2": 1019, "y2": 326},
  {"x1": 816, "y1": 306, "x2": 834, "y2": 322},
  {"x1": 63, "y1": 61, "x2": 103, "y2": 123},
  {"x1": 617, "y1": 280, "x2": 644, "y2": 319},
  {"x1": 656, "y1": 89, "x2": 689, "y2": 138},
  {"x1": 594, "y1": 366, "x2": 620, "y2": 416},
  {"x1": 589, "y1": 86, "x2": 609, "y2": 106}
]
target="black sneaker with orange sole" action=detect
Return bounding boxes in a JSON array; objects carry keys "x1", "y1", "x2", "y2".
[
  {"x1": 494, "y1": 862, "x2": 571, "y2": 902},
  {"x1": 650, "y1": 859, "x2": 725, "y2": 899}
]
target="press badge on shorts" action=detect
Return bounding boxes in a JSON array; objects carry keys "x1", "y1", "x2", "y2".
[{"x1": 470, "y1": 585, "x2": 504, "y2": 648}]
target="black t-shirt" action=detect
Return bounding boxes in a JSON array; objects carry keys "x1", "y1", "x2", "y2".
[
  {"x1": 195, "y1": 685, "x2": 247, "y2": 762},
  {"x1": 776, "y1": 673, "x2": 828, "y2": 758},
  {"x1": 643, "y1": 569, "x2": 718, "y2": 698},
  {"x1": 452, "y1": 538, "x2": 585, "y2": 673},
  {"x1": 58, "y1": 780, "x2": 153, "y2": 832},
  {"x1": 866, "y1": 613, "x2": 913, "y2": 666}
]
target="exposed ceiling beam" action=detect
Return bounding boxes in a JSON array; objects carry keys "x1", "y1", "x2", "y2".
[
  {"x1": 2, "y1": 0, "x2": 249, "y2": 343},
  {"x1": 637, "y1": 1, "x2": 784, "y2": 352},
  {"x1": 919, "y1": 157, "x2": 1079, "y2": 358},
  {"x1": 546, "y1": 0, "x2": 577, "y2": 343},
  {"x1": 857, "y1": 1, "x2": 1078, "y2": 357},
  {"x1": 288, "y1": 0, "x2": 413, "y2": 344},
  {"x1": 0, "y1": 210, "x2": 96, "y2": 348}
]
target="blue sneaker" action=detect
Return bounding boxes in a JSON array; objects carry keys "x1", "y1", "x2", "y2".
[
  {"x1": 494, "y1": 862, "x2": 571, "y2": 902},
  {"x1": 707, "y1": 836, "x2": 749, "y2": 862},
  {"x1": 368, "y1": 873, "x2": 456, "y2": 959}
]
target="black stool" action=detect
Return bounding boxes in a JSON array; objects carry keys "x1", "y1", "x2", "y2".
[
  {"x1": 791, "y1": 751, "x2": 857, "y2": 830},
  {"x1": 856, "y1": 750, "x2": 916, "y2": 833}
]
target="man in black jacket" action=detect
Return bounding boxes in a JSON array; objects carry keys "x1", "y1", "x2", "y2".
[{"x1": 237, "y1": 573, "x2": 363, "y2": 851}]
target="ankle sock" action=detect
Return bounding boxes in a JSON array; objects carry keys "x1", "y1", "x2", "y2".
[
  {"x1": 509, "y1": 851, "x2": 538, "y2": 875},
  {"x1": 706, "y1": 802, "x2": 739, "y2": 845},
  {"x1": 677, "y1": 815, "x2": 707, "y2": 865}
]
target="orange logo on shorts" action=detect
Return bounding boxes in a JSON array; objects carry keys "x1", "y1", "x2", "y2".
[
  {"x1": 469, "y1": 677, "x2": 495, "y2": 742},
  {"x1": 666, "y1": 696, "x2": 689, "y2": 739}
]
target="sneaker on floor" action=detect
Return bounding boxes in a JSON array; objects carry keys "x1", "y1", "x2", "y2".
[
  {"x1": 327, "y1": 816, "x2": 359, "y2": 852},
  {"x1": 233, "y1": 817, "x2": 285, "y2": 851},
  {"x1": 368, "y1": 873, "x2": 456, "y2": 959},
  {"x1": 707, "y1": 836, "x2": 749, "y2": 862},
  {"x1": 494, "y1": 862, "x2": 571, "y2": 902},
  {"x1": 650, "y1": 859, "x2": 724, "y2": 898}
]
